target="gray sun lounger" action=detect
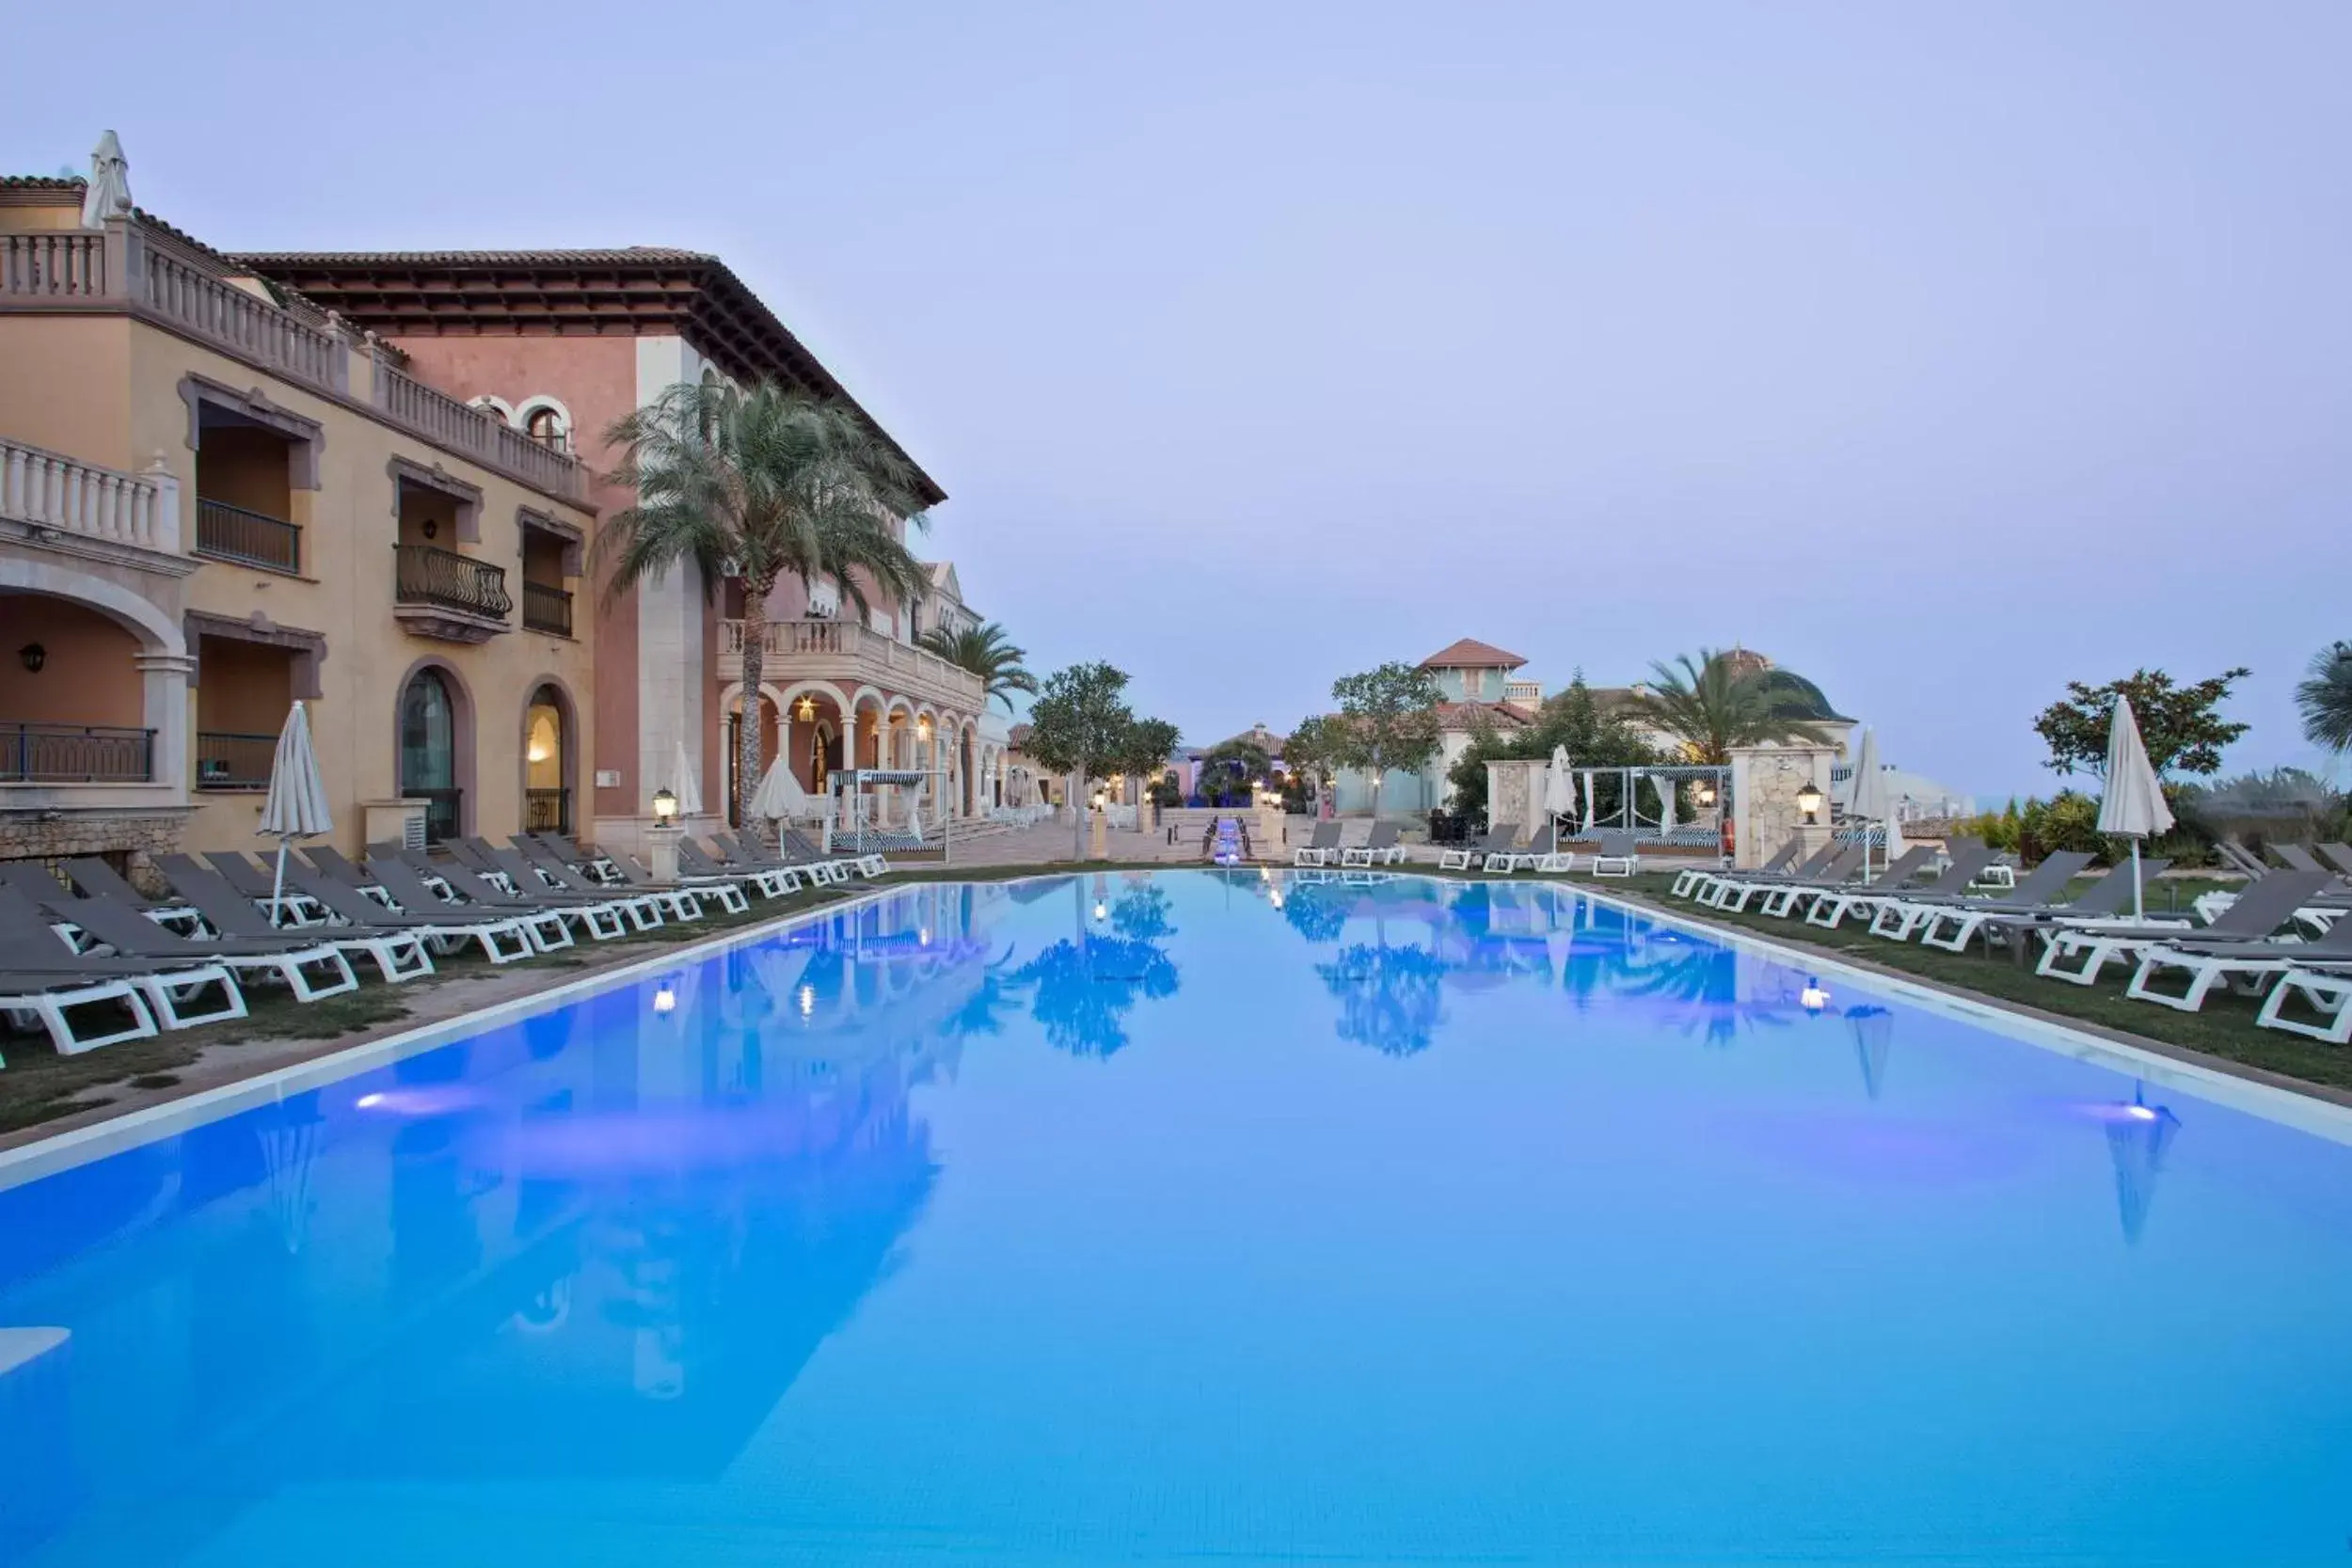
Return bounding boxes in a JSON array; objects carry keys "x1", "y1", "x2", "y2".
[
  {"x1": 157, "y1": 856, "x2": 435, "y2": 984},
  {"x1": 1874, "y1": 851, "x2": 2095, "y2": 943},
  {"x1": 2125, "y1": 904, "x2": 2352, "y2": 1013},
  {"x1": 1677, "y1": 839, "x2": 1798, "y2": 900},
  {"x1": 1728, "y1": 844, "x2": 1871, "y2": 916},
  {"x1": 1294, "y1": 820, "x2": 1343, "y2": 868},
  {"x1": 589, "y1": 844, "x2": 739, "y2": 915},
  {"x1": 711, "y1": 832, "x2": 819, "y2": 891},
  {"x1": 511, "y1": 838, "x2": 686, "y2": 925},
  {"x1": 56, "y1": 857, "x2": 205, "y2": 935},
  {"x1": 282, "y1": 864, "x2": 535, "y2": 964},
  {"x1": 0, "y1": 887, "x2": 246, "y2": 1037},
  {"x1": 202, "y1": 850, "x2": 328, "y2": 926},
  {"x1": 1343, "y1": 821, "x2": 1405, "y2": 868},
  {"x1": 1699, "y1": 841, "x2": 1845, "y2": 910},
  {"x1": 1957, "y1": 860, "x2": 2171, "y2": 957},
  {"x1": 784, "y1": 827, "x2": 882, "y2": 879},
  {"x1": 485, "y1": 845, "x2": 665, "y2": 932},
  {"x1": 2036, "y1": 870, "x2": 2335, "y2": 988},
  {"x1": 1804, "y1": 843, "x2": 1994, "y2": 930},
  {"x1": 679, "y1": 837, "x2": 795, "y2": 898},
  {"x1": 25, "y1": 886, "x2": 362, "y2": 1005},
  {"x1": 367, "y1": 858, "x2": 608, "y2": 948}
]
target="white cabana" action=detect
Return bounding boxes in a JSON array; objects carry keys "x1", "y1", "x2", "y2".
[
  {"x1": 2096, "y1": 696, "x2": 2173, "y2": 922},
  {"x1": 259, "y1": 700, "x2": 332, "y2": 924}
]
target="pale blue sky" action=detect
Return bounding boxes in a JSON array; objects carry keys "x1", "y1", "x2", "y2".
[{"x1": 9, "y1": 1, "x2": 2346, "y2": 799}]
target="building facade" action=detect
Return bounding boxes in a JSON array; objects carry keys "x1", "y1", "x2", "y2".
[
  {"x1": 233, "y1": 246, "x2": 1005, "y2": 852},
  {"x1": 2, "y1": 176, "x2": 596, "y2": 878}
]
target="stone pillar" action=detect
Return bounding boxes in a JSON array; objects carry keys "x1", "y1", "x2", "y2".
[
  {"x1": 135, "y1": 650, "x2": 196, "y2": 796},
  {"x1": 1725, "y1": 744, "x2": 1838, "y2": 869},
  {"x1": 644, "y1": 824, "x2": 683, "y2": 883},
  {"x1": 1484, "y1": 758, "x2": 1549, "y2": 840}
]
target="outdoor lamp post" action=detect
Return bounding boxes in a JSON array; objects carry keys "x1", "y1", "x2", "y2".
[
  {"x1": 646, "y1": 787, "x2": 682, "y2": 881},
  {"x1": 1696, "y1": 780, "x2": 1717, "y2": 807},
  {"x1": 652, "y1": 788, "x2": 677, "y2": 826},
  {"x1": 1796, "y1": 780, "x2": 1823, "y2": 824}
]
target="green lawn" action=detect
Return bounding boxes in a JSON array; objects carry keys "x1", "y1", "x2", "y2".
[{"x1": 1603, "y1": 871, "x2": 2352, "y2": 1095}]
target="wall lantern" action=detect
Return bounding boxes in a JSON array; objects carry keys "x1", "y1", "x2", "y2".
[
  {"x1": 917, "y1": 716, "x2": 932, "y2": 741},
  {"x1": 1796, "y1": 781, "x2": 1823, "y2": 823},
  {"x1": 796, "y1": 694, "x2": 817, "y2": 721},
  {"x1": 651, "y1": 787, "x2": 678, "y2": 826},
  {"x1": 18, "y1": 642, "x2": 45, "y2": 673},
  {"x1": 1696, "y1": 780, "x2": 1717, "y2": 807}
]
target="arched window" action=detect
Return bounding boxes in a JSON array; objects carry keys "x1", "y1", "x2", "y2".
[
  {"x1": 524, "y1": 682, "x2": 568, "y2": 832},
  {"x1": 524, "y1": 405, "x2": 568, "y2": 452},
  {"x1": 399, "y1": 668, "x2": 459, "y2": 841}
]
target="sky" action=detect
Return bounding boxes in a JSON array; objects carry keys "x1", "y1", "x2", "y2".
[{"x1": 8, "y1": 0, "x2": 2347, "y2": 801}]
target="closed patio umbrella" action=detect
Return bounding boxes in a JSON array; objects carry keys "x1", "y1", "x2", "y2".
[
  {"x1": 1850, "y1": 729, "x2": 1888, "y2": 881},
  {"x1": 259, "y1": 700, "x2": 331, "y2": 926},
  {"x1": 670, "y1": 739, "x2": 703, "y2": 818},
  {"x1": 2097, "y1": 695, "x2": 2172, "y2": 922},
  {"x1": 1653, "y1": 773, "x2": 1676, "y2": 838},
  {"x1": 749, "y1": 752, "x2": 813, "y2": 825},
  {"x1": 1543, "y1": 746, "x2": 1577, "y2": 832}
]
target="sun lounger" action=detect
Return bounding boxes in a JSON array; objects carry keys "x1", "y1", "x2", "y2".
[
  {"x1": 511, "y1": 839, "x2": 677, "y2": 927},
  {"x1": 1719, "y1": 845, "x2": 1870, "y2": 917},
  {"x1": 1699, "y1": 842, "x2": 1845, "y2": 911},
  {"x1": 1803, "y1": 844, "x2": 1983, "y2": 930},
  {"x1": 1677, "y1": 839, "x2": 1796, "y2": 899},
  {"x1": 1873, "y1": 851, "x2": 2094, "y2": 943},
  {"x1": 0, "y1": 888, "x2": 246, "y2": 1035},
  {"x1": 2036, "y1": 871, "x2": 2334, "y2": 988},
  {"x1": 594, "y1": 845, "x2": 737, "y2": 915},
  {"x1": 406, "y1": 857, "x2": 629, "y2": 944},
  {"x1": 714, "y1": 832, "x2": 823, "y2": 892},
  {"x1": 785, "y1": 827, "x2": 883, "y2": 880},
  {"x1": 363, "y1": 858, "x2": 578, "y2": 955},
  {"x1": 0, "y1": 970, "x2": 160, "y2": 1058},
  {"x1": 2316, "y1": 843, "x2": 2352, "y2": 879},
  {"x1": 29, "y1": 888, "x2": 362, "y2": 1004},
  {"x1": 1953, "y1": 861, "x2": 2170, "y2": 958},
  {"x1": 2125, "y1": 904, "x2": 2352, "y2": 1013},
  {"x1": 157, "y1": 856, "x2": 434, "y2": 984},
  {"x1": 2255, "y1": 957, "x2": 2352, "y2": 1045},
  {"x1": 1294, "y1": 821, "x2": 1343, "y2": 868},
  {"x1": 1342, "y1": 821, "x2": 1406, "y2": 868},
  {"x1": 1438, "y1": 829, "x2": 1513, "y2": 872},
  {"x1": 201, "y1": 850, "x2": 328, "y2": 927},
  {"x1": 1587, "y1": 831, "x2": 1642, "y2": 879},
  {"x1": 283, "y1": 864, "x2": 535, "y2": 964},
  {"x1": 683, "y1": 836, "x2": 796, "y2": 897},
  {"x1": 56, "y1": 858, "x2": 205, "y2": 936},
  {"x1": 2214, "y1": 839, "x2": 2269, "y2": 879},
  {"x1": 485, "y1": 845, "x2": 665, "y2": 932}
]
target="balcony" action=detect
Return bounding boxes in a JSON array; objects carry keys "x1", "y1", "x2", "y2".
[
  {"x1": 194, "y1": 731, "x2": 277, "y2": 791},
  {"x1": 2, "y1": 722, "x2": 155, "y2": 784},
  {"x1": 373, "y1": 361, "x2": 590, "y2": 502},
  {"x1": 719, "y1": 618, "x2": 986, "y2": 713},
  {"x1": 522, "y1": 579, "x2": 574, "y2": 637},
  {"x1": 394, "y1": 544, "x2": 512, "y2": 644},
  {"x1": 195, "y1": 498, "x2": 302, "y2": 574},
  {"x1": 1, "y1": 436, "x2": 189, "y2": 573}
]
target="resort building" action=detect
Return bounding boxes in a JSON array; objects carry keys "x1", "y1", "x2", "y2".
[
  {"x1": 1329, "y1": 639, "x2": 1540, "y2": 815},
  {"x1": 1, "y1": 171, "x2": 597, "y2": 872},
  {"x1": 233, "y1": 245, "x2": 1004, "y2": 852}
]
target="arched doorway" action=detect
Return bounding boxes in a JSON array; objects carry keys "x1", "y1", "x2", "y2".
[
  {"x1": 399, "y1": 666, "x2": 463, "y2": 841},
  {"x1": 524, "y1": 683, "x2": 571, "y2": 833}
]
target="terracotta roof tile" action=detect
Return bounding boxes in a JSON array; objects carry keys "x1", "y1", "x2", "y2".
[
  {"x1": 1420, "y1": 637, "x2": 1527, "y2": 671},
  {"x1": 230, "y1": 246, "x2": 716, "y2": 267}
]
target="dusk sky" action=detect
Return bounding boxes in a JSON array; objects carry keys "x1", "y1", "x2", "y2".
[{"x1": 10, "y1": 1, "x2": 2346, "y2": 800}]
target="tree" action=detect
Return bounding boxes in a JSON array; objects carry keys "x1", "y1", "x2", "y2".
[
  {"x1": 1283, "y1": 715, "x2": 1343, "y2": 811},
  {"x1": 1021, "y1": 661, "x2": 1136, "y2": 859},
  {"x1": 1116, "y1": 718, "x2": 1182, "y2": 816},
  {"x1": 1622, "y1": 649, "x2": 1834, "y2": 764},
  {"x1": 1195, "y1": 738, "x2": 1270, "y2": 806},
  {"x1": 2296, "y1": 641, "x2": 2352, "y2": 754},
  {"x1": 1327, "y1": 662, "x2": 1446, "y2": 814},
  {"x1": 917, "y1": 621, "x2": 1039, "y2": 713},
  {"x1": 599, "y1": 380, "x2": 930, "y2": 830},
  {"x1": 2031, "y1": 666, "x2": 2252, "y2": 780},
  {"x1": 1445, "y1": 676, "x2": 1661, "y2": 825}
]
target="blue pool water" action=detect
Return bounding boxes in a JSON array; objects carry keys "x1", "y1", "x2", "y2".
[{"x1": 3, "y1": 871, "x2": 2350, "y2": 1566}]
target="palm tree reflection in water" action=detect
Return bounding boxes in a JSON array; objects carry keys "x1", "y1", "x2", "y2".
[{"x1": 1317, "y1": 940, "x2": 1449, "y2": 1056}]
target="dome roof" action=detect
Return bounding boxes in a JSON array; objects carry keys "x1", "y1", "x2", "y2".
[{"x1": 1756, "y1": 669, "x2": 1845, "y2": 721}]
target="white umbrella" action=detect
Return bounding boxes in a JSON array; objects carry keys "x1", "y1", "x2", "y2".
[
  {"x1": 258, "y1": 701, "x2": 331, "y2": 926},
  {"x1": 748, "y1": 752, "x2": 813, "y2": 823},
  {"x1": 1850, "y1": 729, "x2": 1888, "y2": 881},
  {"x1": 1543, "y1": 746, "x2": 1577, "y2": 831},
  {"x1": 2096, "y1": 695, "x2": 2173, "y2": 922},
  {"x1": 669, "y1": 739, "x2": 703, "y2": 818},
  {"x1": 907, "y1": 783, "x2": 927, "y2": 844}
]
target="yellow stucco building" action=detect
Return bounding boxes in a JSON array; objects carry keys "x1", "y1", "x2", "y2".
[{"x1": 1, "y1": 175, "x2": 597, "y2": 877}]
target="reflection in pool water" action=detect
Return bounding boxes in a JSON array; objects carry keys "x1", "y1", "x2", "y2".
[{"x1": 1, "y1": 870, "x2": 2346, "y2": 1566}]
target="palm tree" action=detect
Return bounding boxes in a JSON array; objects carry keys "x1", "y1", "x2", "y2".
[
  {"x1": 917, "y1": 621, "x2": 1039, "y2": 712},
  {"x1": 1623, "y1": 648, "x2": 1835, "y2": 764},
  {"x1": 2297, "y1": 641, "x2": 2352, "y2": 753},
  {"x1": 599, "y1": 380, "x2": 930, "y2": 829}
]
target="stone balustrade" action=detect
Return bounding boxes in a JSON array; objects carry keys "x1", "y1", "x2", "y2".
[
  {"x1": 371, "y1": 357, "x2": 589, "y2": 502},
  {"x1": 0, "y1": 436, "x2": 181, "y2": 555},
  {"x1": 721, "y1": 617, "x2": 987, "y2": 710}
]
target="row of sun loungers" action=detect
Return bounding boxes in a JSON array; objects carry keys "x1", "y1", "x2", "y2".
[
  {"x1": 1668, "y1": 833, "x2": 2352, "y2": 1046},
  {"x1": 0, "y1": 830, "x2": 896, "y2": 1061},
  {"x1": 1293, "y1": 821, "x2": 1407, "y2": 868}
]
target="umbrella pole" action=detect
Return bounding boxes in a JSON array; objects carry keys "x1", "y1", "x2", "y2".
[
  {"x1": 270, "y1": 837, "x2": 290, "y2": 928},
  {"x1": 2131, "y1": 839, "x2": 2144, "y2": 924}
]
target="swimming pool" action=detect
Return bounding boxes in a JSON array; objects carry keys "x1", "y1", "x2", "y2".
[{"x1": 3, "y1": 870, "x2": 2348, "y2": 1566}]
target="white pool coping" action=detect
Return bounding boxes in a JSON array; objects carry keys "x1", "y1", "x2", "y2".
[{"x1": 4, "y1": 865, "x2": 2347, "y2": 1193}]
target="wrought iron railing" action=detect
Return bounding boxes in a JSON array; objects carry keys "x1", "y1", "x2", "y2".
[
  {"x1": 521, "y1": 579, "x2": 573, "y2": 636},
  {"x1": 1, "y1": 722, "x2": 155, "y2": 783},
  {"x1": 196, "y1": 731, "x2": 278, "y2": 790},
  {"x1": 196, "y1": 497, "x2": 302, "y2": 573},
  {"x1": 526, "y1": 787, "x2": 572, "y2": 833},
  {"x1": 395, "y1": 544, "x2": 512, "y2": 621}
]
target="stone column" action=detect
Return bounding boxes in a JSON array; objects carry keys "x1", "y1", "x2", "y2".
[
  {"x1": 135, "y1": 650, "x2": 196, "y2": 796},
  {"x1": 1725, "y1": 744, "x2": 1837, "y2": 869},
  {"x1": 1484, "y1": 758, "x2": 1549, "y2": 840}
]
